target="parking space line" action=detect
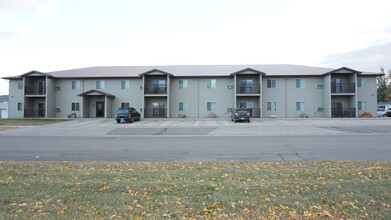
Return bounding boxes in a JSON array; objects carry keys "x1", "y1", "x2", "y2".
[
  {"x1": 195, "y1": 120, "x2": 199, "y2": 126},
  {"x1": 224, "y1": 120, "x2": 228, "y2": 126}
]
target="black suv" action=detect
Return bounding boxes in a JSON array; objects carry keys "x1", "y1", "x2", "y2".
[
  {"x1": 231, "y1": 109, "x2": 251, "y2": 123},
  {"x1": 115, "y1": 108, "x2": 141, "y2": 123}
]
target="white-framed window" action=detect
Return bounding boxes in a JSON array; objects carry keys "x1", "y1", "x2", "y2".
[
  {"x1": 207, "y1": 79, "x2": 216, "y2": 89},
  {"x1": 96, "y1": 80, "x2": 105, "y2": 89},
  {"x1": 72, "y1": 80, "x2": 80, "y2": 90},
  {"x1": 207, "y1": 102, "x2": 216, "y2": 111},
  {"x1": 71, "y1": 103, "x2": 80, "y2": 111},
  {"x1": 18, "y1": 81, "x2": 23, "y2": 90},
  {"x1": 121, "y1": 102, "x2": 130, "y2": 108},
  {"x1": 17, "y1": 103, "x2": 22, "y2": 111},
  {"x1": 358, "y1": 101, "x2": 367, "y2": 111},
  {"x1": 179, "y1": 80, "x2": 188, "y2": 89},
  {"x1": 121, "y1": 80, "x2": 130, "y2": 89},
  {"x1": 358, "y1": 78, "x2": 367, "y2": 88},
  {"x1": 296, "y1": 102, "x2": 305, "y2": 111},
  {"x1": 267, "y1": 102, "x2": 276, "y2": 111},
  {"x1": 179, "y1": 102, "x2": 188, "y2": 111},
  {"x1": 296, "y1": 79, "x2": 305, "y2": 88},
  {"x1": 267, "y1": 79, "x2": 276, "y2": 88}
]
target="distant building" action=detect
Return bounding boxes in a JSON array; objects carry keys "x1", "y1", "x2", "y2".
[
  {"x1": 2, "y1": 64, "x2": 382, "y2": 119},
  {"x1": 0, "y1": 95, "x2": 9, "y2": 119}
]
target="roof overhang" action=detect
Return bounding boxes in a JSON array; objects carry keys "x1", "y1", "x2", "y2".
[
  {"x1": 230, "y1": 68, "x2": 266, "y2": 76},
  {"x1": 323, "y1": 67, "x2": 361, "y2": 75},
  {"x1": 138, "y1": 69, "x2": 173, "y2": 77},
  {"x1": 77, "y1": 89, "x2": 115, "y2": 98}
]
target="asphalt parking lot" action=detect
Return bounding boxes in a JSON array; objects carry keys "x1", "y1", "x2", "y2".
[
  {"x1": 2, "y1": 117, "x2": 391, "y2": 137},
  {"x1": 1, "y1": 118, "x2": 391, "y2": 162}
]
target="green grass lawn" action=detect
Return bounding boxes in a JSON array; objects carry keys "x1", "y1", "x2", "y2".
[
  {"x1": 0, "y1": 119, "x2": 70, "y2": 126},
  {"x1": 0, "y1": 161, "x2": 389, "y2": 219}
]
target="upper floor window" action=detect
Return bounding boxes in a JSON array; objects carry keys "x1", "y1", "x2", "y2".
[
  {"x1": 18, "y1": 81, "x2": 23, "y2": 90},
  {"x1": 296, "y1": 102, "x2": 305, "y2": 111},
  {"x1": 121, "y1": 80, "x2": 130, "y2": 89},
  {"x1": 72, "y1": 80, "x2": 80, "y2": 90},
  {"x1": 296, "y1": 79, "x2": 305, "y2": 88},
  {"x1": 207, "y1": 79, "x2": 216, "y2": 89},
  {"x1": 96, "y1": 80, "x2": 105, "y2": 89},
  {"x1": 358, "y1": 78, "x2": 367, "y2": 88},
  {"x1": 179, "y1": 80, "x2": 188, "y2": 89},
  {"x1": 179, "y1": 102, "x2": 188, "y2": 111},
  {"x1": 267, "y1": 79, "x2": 276, "y2": 88}
]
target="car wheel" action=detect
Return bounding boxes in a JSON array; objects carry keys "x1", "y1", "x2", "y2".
[
  {"x1": 129, "y1": 118, "x2": 134, "y2": 123},
  {"x1": 248, "y1": 120, "x2": 250, "y2": 123},
  {"x1": 116, "y1": 120, "x2": 120, "y2": 123}
]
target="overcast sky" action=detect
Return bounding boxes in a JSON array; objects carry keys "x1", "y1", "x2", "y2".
[{"x1": 1, "y1": 0, "x2": 390, "y2": 95}]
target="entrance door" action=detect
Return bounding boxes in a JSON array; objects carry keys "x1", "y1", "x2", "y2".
[
  {"x1": 332, "y1": 102, "x2": 343, "y2": 117},
  {"x1": 96, "y1": 101, "x2": 105, "y2": 117},
  {"x1": 152, "y1": 102, "x2": 166, "y2": 118},
  {"x1": 38, "y1": 102, "x2": 45, "y2": 117},
  {"x1": 38, "y1": 81, "x2": 46, "y2": 95}
]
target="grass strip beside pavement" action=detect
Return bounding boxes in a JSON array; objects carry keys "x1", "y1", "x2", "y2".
[
  {"x1": 0, "y1": 119, "x2": 70, "y2": 126},
  {"x1": 0, "y1": 161, "x2": 389, "y2": 219}
]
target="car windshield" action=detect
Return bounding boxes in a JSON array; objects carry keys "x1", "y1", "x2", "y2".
[{"x1": 117, "y1": 109, "x2": 129, "y2": 114}]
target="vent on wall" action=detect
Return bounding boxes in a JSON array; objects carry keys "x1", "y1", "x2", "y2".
[
  {"x1": 317, "y1": 107, "x2": 324, "y2": 112},
  {"x1": 56, "y1": 86, "x2": 61, "y2": 90},
  {"x1": 55, "y1": 108, "x2": 61, "y2": 112},
  {"x1": 227, "y1": 85, "x2": 234, "y2": 89},
  {"x1": 316, "y1": 84, "x2": 323, "y2": 89}
]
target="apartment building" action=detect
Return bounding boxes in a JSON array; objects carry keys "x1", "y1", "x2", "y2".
[{"x1": 3, "y1": 64, "x2": 381, "y2": 119}]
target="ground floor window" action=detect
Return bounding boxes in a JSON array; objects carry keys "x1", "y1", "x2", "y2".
[
  {"x1": 296, "y1": 102, "x2": 305, "y2": 111},
  {"x1": 179, "y1": 102, "x2": 188, "y2": 111},
  {"x1": 267, "y1": 102, "x2": 276, "y2": 111},
  {"x1": 71, "y1": 103, "x2": 80, "y2": 111},
  {"x1": 358, "y1": 101, "x2": 366, "y2": 111},
  {"x1": 207, "y1": 102, "x2": 216, "y2": 111},
  {"x1": 17, "y1": 103, "x2": 22, "y2": 111},
  {"x1": 121, "y1": 102, "x2": 130, "y2": 108}
]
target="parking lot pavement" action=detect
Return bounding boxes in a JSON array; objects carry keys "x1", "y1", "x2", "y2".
[{"x1": 1, "y1": 118, "x2": 391, "y2": 137}]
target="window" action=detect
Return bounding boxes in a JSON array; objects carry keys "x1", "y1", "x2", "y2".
[
  {"x1": 179, "y1": 102, "x2": 188, "y2": 111},
  {"x1": 358, "y1": 101, "x2": 367, "y2": 111},
  {"x1": 121, "y1": 80, "x2": 130, "y2": 89},
  {"x1": 121, "y1": 102, "x2": 130, "y2": 108},
  {"x1": 267, "y1": 102, "x2": 277, "y2": 111},
  {"x1": 71, "y1": 103, "x2": 80, "y2": 111},
  {"x1": 18, "y1": 81, "x2": 23, "y2": 90},
  {"x1": 207, "y1": 102, "x2": 216, "y2": 111},
  {"x1": 72, "y1": 80, "x2": 80, "y2": 90},
  {"x1": 296, "y1": 102, "x2": 305, "y2": 111},
  {"x1": 179, "y1": 80, "x2": 188, "y2": 89},
  {"x1": 96, "y1": 80, "x2": 105, "y2": 89},
  {"x1": 239, "y1": 79, "x2": 254, "y2": 93},
  {"x1": 267, "y1": 79, "x2": 276, "y2": 88},
  {"x1": 207, "y1": 79, "x2": 216, "y2": 89},
  {"x1": 296, "y1": 79, "x2": 305, "y2": 88},
  {"x1": 358, "y1": 78, "x2": 367, "y2": 88},
  {"x1": 17, "y1": 103, "x2": 22, "y2": 111}
]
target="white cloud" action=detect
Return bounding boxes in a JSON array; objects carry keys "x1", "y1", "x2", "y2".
[
  {"x1": 321, "y1": 42, "x2": 391, "y2": 72},
  {"x1": 0, "y1": 29, "x2": 30, "y2": 40},
  {"x1": 0, "y1": 0, "x2": 68, "y2": 15}
]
